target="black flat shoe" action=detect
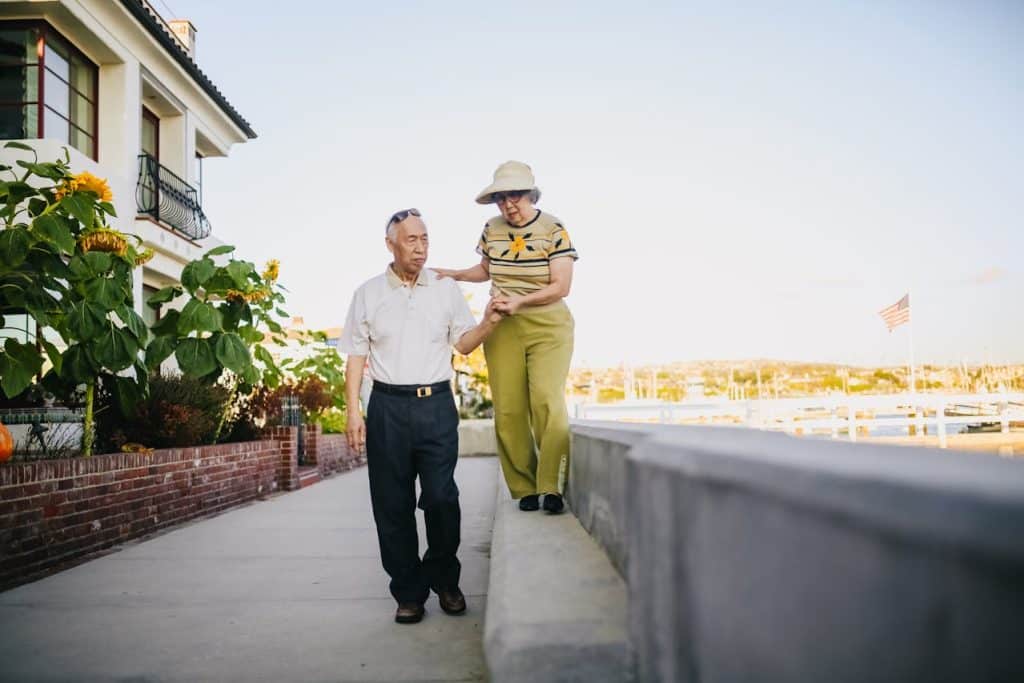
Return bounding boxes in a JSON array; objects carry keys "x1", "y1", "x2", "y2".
[
  {"x1": 518, "y1": 494, "x2": 539, "y2": 511},
  {"x1": 542, "y1": 493, "x2": 564, "y2": 514}
]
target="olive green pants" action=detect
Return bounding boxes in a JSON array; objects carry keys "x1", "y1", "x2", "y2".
[{"x1": 483, "y1": 303, "x2": 574, "y2": 498}]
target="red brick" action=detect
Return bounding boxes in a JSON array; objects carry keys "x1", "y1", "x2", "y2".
[
  {"x1": 114, "y1": 467, "x2": 148, "y2": 482},
  {"x1": 0, "y1": 434, "x2": 332, "y2": 589}
]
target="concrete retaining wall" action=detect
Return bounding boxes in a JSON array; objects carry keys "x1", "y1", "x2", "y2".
[
  {"x1": 458, "y1": 419, "x2": 497, "y2": 457},
  {"x1": 570, "y1": 421, "x2": 1024, "y2": 682},
  {"x1": 484, "y1": 465, "x2": 631, "y2": 683},
  {"x1": 567, "y1": 422, "x2": 652, "y2": 576}
]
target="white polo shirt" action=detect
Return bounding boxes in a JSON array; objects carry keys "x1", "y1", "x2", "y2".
[{"x1": 340, "y1": 266, "x2": 478, "y2": 385}]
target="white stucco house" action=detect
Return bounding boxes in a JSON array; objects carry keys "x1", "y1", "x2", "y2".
[{"x1": 0, "y1": 0, "x2": 255, "y2": 337}]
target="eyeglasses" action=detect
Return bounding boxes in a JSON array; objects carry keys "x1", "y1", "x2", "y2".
[
  {"x1": 385, "y1": 207, "x2": 421, "y2": 232},
  {"x1": 492, "y1": 190, "x2": 529, "y2": 204}
]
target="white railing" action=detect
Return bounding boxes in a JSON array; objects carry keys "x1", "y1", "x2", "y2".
[{"x1": 573, "y1": 392, "x2": 1024, "y2": 449}]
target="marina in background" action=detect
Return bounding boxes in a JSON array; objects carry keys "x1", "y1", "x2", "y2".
[{"x1": 568, "y1": 361, "x2": 1024, "y2": 455}]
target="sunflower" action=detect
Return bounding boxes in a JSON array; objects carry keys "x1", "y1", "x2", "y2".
[
  {"x1": 262, "y1": 259, "x2": 280, "y2": 282},
  {"x1": 134, "y1": 248, "x2": 155, "y2": 266},
  {"x1": 78, "y1": 228, "x2": 128, "y2": 256},
  {"x1": 225, "y1": 286, "x2": 271, "y2": 304},
  {"x1": 246, "y1": 286, "x2": 272, "y2": 303},
  {"x1": 55, "y1": 171, "x2": 113, "y2": 203}
]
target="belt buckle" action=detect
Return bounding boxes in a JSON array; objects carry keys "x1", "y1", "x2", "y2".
[{"x1": 416, "y1": 386, "x2": 432, "y2": 398}]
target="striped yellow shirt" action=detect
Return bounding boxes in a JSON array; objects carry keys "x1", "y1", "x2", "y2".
[{"x1": 476, "y1": 211, "x2": 578, "y2": 297}]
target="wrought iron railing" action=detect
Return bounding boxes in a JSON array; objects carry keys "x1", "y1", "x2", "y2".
[
  {"x1": 136, "y1": 153, "x2": 212, "y2": 240},
  {"x1": 282, "y1": 394, "x2": 306, "y2": 465}
]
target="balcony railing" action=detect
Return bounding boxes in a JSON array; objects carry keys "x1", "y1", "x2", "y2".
[{"x1": 136, "y1": 153, "x2": 211, "y2": 240}]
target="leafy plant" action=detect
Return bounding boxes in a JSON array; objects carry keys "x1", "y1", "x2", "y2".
[
  {"x1": 0, "y1": 144, "x2": 151, "y2": 455},
  {"x1": 0, "y1": 145, "x2": 327, "y2": 456},
  {"x1": 316, "y1": 407, "x2": 347, "y2": 434},
  {"x1": 219, "y1": 391, "x2": 263, "y2": 444},
  {"x1": 247, "y1": 375, "x2": 333, "y2": 427},
  {"x1": 146, "y1": 252, "x2": 289, "y2": 440},
  {"x1": 281, "y1": 329, "x2": 346, "y2": 412},
  {"x1": 95, "y1": 372, "x2": 229, "y2": 451},
  {"x1": 232, "y1": 326, "x2": 348, "y2": 437}
]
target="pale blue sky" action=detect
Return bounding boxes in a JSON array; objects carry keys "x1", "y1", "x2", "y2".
[{"x1": 169, "y1": 0, "x2": 1022, "y2": 367}]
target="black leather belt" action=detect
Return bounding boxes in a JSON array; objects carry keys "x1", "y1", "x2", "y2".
[{"x1": 372, "y1": 380, "x2": 451, "y2": 398}]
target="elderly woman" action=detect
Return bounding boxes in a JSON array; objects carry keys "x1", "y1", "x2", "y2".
[{"x1": 436, "y1": 161, "x2": 577, "y2": 514}]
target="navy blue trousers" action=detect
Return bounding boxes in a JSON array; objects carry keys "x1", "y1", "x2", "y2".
[{"x1": 366, "y1": 386, "x2": 461, "y2": 604}]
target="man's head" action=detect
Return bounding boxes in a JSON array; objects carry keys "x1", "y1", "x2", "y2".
[{"x1": 385, "y1": 208, "x2": 429, "y2": 277}]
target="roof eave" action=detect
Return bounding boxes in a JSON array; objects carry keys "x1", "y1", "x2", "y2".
[{"x1": 118, "y1": 0, "x2": 256, "y2": 139}]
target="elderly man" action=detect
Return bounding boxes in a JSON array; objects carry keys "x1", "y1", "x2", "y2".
[{"x1": 342, "y1": 208, "x2": 500, "y2": 624}]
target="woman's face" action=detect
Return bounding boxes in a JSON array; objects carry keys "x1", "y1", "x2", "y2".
[{"x1": 494, "y1": 191, "x2": 534, "y2": 226}]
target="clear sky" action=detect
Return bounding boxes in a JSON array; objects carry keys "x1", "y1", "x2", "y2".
[{"x1": 167, "y1": 0, "x2": 1022, "y2": 368}]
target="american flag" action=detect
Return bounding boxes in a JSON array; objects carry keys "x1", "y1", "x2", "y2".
[{"x1": 879, "y1": 293, "x2": 910, "y2": 332}]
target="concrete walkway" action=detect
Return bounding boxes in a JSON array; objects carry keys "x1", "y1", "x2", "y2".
[{"x1": 0, "y1": 457, "x2": 497, "y2": 682}]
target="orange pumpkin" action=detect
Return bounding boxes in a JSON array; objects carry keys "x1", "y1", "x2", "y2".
[{"x1": 0, "y1": 422, "x2": 12, "y2": 463}]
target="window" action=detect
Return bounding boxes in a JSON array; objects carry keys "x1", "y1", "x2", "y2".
[
  {"x1": 0, "y1": 22, "x2": 97, "y2": 159},
  {"x1": 0, "y1": 26, "x2": 40, "y2": 140},
  {"x1": 0, "y1": 310, "x2": 37, "y2": 346},
  {"x1": 141, "y1": 285, "x2": 161, "y2": 329},
  {"x1": 193, "y1": 152, "x2": 203, "y2": 204},
  {"x1": 139, "y1": 108, "x2": 159, "y2": 212},
  {"x1": 141, "y1": 106, "x2": 158, "y2": 159}
]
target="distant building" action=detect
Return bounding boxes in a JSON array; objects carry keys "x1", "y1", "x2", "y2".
[
  {"x1": 284, "y1": 317, "x2": 342, "y2": 347},
  {"x1": 322, "y1": 327, "x2": 342, "y2": 348}
]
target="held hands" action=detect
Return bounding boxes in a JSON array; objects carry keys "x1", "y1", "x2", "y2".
[
  {"x1": 484, "y1": 298, "x2": 505, "y2": 324},
  {"x1": 491, "y1": 295, "x2": 524, "y2": 317}
]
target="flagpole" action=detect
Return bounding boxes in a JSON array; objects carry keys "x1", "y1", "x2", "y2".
[{"x1": 908, "y1": 290, "x2": 917, "y2": 396}]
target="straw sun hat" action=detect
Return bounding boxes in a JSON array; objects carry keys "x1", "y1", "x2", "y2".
[{"x1": 475, "y1": 160, "x2": 538, "y2": 205}]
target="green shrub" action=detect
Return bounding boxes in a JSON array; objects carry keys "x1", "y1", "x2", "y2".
[
  {"x1": 315, "y1": 407, "x2": 347, "y2": 434},
  {"x1": 219, "y1": 390, "x2": 262, "y2": 444},
  {"x1": 96, "y1": 372, "x2": 229, "y2": 451},
  {"x1": 219, "y1": 377, "x2": 341, "y2": 442},
  {"x1": 244, "y1": 376, "x2": 335, "y2": 428}
]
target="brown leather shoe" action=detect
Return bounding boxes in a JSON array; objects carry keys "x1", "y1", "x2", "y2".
[
  {"x1": 437, "y1": 587, "x2": 466, "y2": 615},
  {"x1": 395, "y1": 602, "x2": 425, "y2": 624}
]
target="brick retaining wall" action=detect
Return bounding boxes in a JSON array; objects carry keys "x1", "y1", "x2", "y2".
[
  {"x1": 0, "y1": 431, "x2": 294, "y2": 590},
  {"x1": 269, "y1": 425, "x2": 299, "y2": 491},
  {"x1": 0, "y1": 424, "x2": 371, "y2": 591},
  {"x1": 305, "y1": 425, "x2": 366, "y2": 475}
]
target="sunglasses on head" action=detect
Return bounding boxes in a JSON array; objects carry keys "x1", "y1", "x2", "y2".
[
  {"x1": 385, "y1": 207, "x2": 421, "y2": 232},
  {"x1": 491, "y1": 190, "x2": 529, "y2": 204}
]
